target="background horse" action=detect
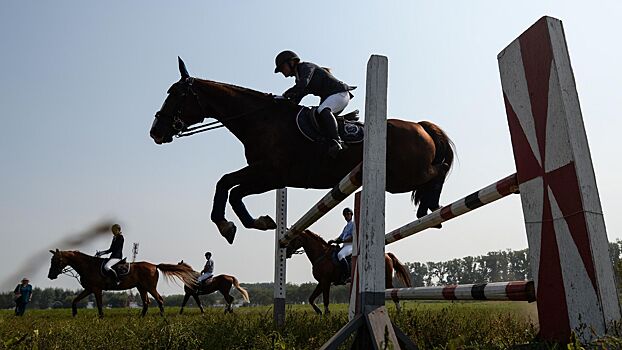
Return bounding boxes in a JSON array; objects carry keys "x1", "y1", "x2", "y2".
[
  {"x1": 149, "y1": 58, "x2": 455, "y2": 245},
  {"x1": 48, "y1": 249, "x2": 196, "y2": 317},
  {"x1": 176, "y1": 261, "x2": 250, "y2": 314},
  {"x1": 285, "y1": 230, "x2": 412, "y2": 315}
]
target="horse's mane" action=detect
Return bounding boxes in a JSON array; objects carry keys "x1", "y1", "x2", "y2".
[
  {"x1": 302, "y1": 229, "x2": 330, "y2": 246},
  {"x1": 195, "y1": 78, "x2": 275, "y2": 102}
]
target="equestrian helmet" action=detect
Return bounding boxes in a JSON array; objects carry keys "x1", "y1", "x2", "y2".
[{"x1": 274, "y1": 50, "x2": 300, "y2": 73}]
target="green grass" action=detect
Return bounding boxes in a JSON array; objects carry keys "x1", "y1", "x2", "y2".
[{"x1": 0, "y1": 301, "x2": 615, "y2": 349}]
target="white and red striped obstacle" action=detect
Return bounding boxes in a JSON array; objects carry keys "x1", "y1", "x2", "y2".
[
  {"x1": 385, "y1": 173, "x2": 519, "y2": 244},
  {"x1": 386, "y1": 281, "x2": 536, "y2": 303}
]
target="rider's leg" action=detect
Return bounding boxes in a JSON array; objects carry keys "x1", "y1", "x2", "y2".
[
  {"x1": 318, "y1": 92, "x2": 350, "y2": 156},
  {"x1": 337, "y1": 244, "x2": 353, "y2": 283},
  {"x1": 104, "y1": 258, "x2": 121, "y2": 285}
]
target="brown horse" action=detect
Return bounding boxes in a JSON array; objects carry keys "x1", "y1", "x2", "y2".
[
  {"x1": 176, "y1": 261, "x2": 250, "y2": 314},
  {"x1": 149, "y1": 58, "x2": 455, "y2": 245},
  {"x1": 285, "y1": 230, "x2": 412, "y2": 315},
  {"x1": 47, "y1": 249, "x2": 196, "y2": 317}
]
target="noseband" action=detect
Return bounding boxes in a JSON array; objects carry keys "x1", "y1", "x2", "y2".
[{"x1": 155, "y1": 77, "x2": 275, "y2": 138}]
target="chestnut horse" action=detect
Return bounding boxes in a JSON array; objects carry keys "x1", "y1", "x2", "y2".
[
  {"x1": 176, "y1": 261, "x2": 250, "y2": 314},
  {"x1": 47, "y1": 249, "x2": 196, "y2": 317},
  {"x1": 149, "y1": 58, "x2": 455, "y2": 245},
  {"x1": 285, "y1": 230, "x2": 412, "y2": 315}
]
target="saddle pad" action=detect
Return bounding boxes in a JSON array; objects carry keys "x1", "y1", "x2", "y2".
[{"x1": 296, "y1": 107, "x2": 364, "y2": 144}]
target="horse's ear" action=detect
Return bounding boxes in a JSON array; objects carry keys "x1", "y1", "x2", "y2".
[
  {"x1": 49, "y1": 250, "x2": 55, "y2": 255},
  {"x1": 55, "y1": 248, "x2": 59, "y2": 253},
  {"x1": 178, "y1": 56, "x2": 190, "y2": 79}
]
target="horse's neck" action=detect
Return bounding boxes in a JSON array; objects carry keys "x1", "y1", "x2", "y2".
[
  {"x1": 302, "y1": 236, "x2": 331, "y2": 263},
  {"x1": 65, "y1": 251, "x2": 97, "y2": 275},
  {"x1": 195, "y1": 80, "x2": 280, "y2": 143}
]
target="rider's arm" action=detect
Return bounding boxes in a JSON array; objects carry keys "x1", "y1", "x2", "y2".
[{"x1": 283, "y1": 63, "x2": 315, "y2": 103}]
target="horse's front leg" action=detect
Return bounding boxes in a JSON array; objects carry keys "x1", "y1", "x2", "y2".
[
  {"x1": 210, "y1": 165, "x2": 278, "y2": 244},
  {"x1": 229, "y1": 182, "x2": 278, "y2": 231}
]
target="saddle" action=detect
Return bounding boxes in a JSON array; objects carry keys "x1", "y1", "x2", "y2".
[
  {"x1": 100, "y1": 258, "x2": 131, "y2": 278},
  {"x1": 296, "y1": 107, "x2": 364, "y2": 144}
]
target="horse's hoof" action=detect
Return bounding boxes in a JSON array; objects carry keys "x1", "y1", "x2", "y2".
[
  {"x1": 217, "y1": 221, "x2": 236, "y2": 244},
  {"x1": 254, "y1": 215, "x2": 277, "y2": 230}
]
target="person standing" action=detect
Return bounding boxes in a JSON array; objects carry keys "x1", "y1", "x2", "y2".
[
  {"x1": 14, "y1": 277, "x2": 33, "y2": 316},
  {"x1": 197, "y1": 252, "x2": 214, "y2": 284}
]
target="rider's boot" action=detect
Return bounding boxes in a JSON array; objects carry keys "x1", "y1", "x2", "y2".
[
  {"x1": 109, "y1": 269, "x2": 120, "y2": 286},
  {"x1": 338, "y1": 258, "x2": 350, "y2": 284},
  {"x1": 318, "y1": 108, "x2": 343, "y2": 158}
]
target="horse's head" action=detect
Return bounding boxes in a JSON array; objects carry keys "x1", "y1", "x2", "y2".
[
  {"x1": 47, "y1": 249, "x2": 66, "y2": 280},
  {"x1": 285, "y1": 231, "x2": 306, "y2": 258},
  {"x1": 150, "y1": 57, "x2": 209, "y2": 144}
]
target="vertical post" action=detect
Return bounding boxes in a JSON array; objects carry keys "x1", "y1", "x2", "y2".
[
  {"x1": 498, "y1": 16, "x2": 621, "y2": 342},
  {"x1": 273, "y1": 188, "x2": 287, "y2": 327},
  {"x1": 358, "y1": 54, "x2": 388, "y2": 313}
]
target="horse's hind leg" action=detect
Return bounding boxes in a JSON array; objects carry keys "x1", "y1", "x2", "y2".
[
  {"x1": 148, "y1": 288, "x2": 165, "y2": 316},
  {"x1": 222, "y1": 292, "x2": 234, "y2": 314},
  {"x1": 180, "y1": 293, "x2": 191, "y2": 315}
]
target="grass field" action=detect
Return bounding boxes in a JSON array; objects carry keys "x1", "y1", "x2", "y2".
[{"x1": 0, "y1": 301, "x2": 618, "y2": 349}]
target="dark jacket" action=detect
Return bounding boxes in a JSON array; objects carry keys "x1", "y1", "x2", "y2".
[
  {"x1": 283, "y1": 62, "x2": 353, "y2": 104},
  {"x1": 104, "y1": 235, "x2": 124, "y2": 259}
]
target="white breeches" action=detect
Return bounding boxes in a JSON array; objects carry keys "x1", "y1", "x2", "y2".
[
  {"x1": 337, "y1": 243, "x2": 353, "y2": 260},
  {"x1": 198, "y1": 273, "x2": 213, "y2": 282},
  {"x1": 104, "y1": 258, "x2": 121, "y2": 271},
  {"x1": 318, "y1": 91, "x2": 350, "y2": 115}
]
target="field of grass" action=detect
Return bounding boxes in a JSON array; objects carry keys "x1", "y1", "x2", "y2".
[{"x1": 0, "y1": 301, "x2": 619, "y2": 349}]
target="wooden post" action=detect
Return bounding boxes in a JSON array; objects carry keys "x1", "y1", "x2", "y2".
[
  {"x1": 273, "y1": 188, "x2": 287, "y2": 327},
  {"x1": 322, "y1": 55, "x2": 411, "y2": 350},
  {"x1": 498, "y1": 16, "x2": 621, "y2": 342}
]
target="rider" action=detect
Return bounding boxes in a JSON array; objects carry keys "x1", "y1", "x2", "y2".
[
  {"x1": 328, "y1": 207, "x2": 354, "y2": 284},
  {"x1": 96, "y1": 224, "x2": 124, "y2": 285},
  {"x1": 197, "y1": 251, "x2": 214, "y2": 284},
  {"x1": 274, "y1": 50, "x2": 355, "y2": 157}
]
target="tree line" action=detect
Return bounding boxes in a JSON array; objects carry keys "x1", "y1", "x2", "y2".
[{"x1": 3, "y1": 240, "x2": 622, "y2": 309}]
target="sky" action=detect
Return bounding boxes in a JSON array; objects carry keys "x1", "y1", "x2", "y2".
[{"x1": 1, "y1": 1, "x2": 621, "y2": 296}]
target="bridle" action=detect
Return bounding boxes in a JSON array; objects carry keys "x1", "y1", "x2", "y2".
[{"x1": 155, "y1": 77, "x2": 276, "y2": 138}]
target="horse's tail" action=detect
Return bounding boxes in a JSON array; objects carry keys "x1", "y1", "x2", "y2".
[
  {"x1": 387, "y1": 252, "x2": 412, "y2": 288},
  {"x1": 156, "y1": 263, "x2": 199, "y2": 290},
  {"x1": 231, "y1": 276, "x2": 250, "y2": 303},
  {"x1": 412, "y1": 121, "x2": 456, "y2": 214}
]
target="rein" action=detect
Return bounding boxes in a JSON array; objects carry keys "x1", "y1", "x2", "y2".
[{"x1": 61, "y1": 267, "x2": 83, "y2": 287}]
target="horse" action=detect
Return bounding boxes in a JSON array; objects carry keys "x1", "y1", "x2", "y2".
[
  {"x1": 285, "y1": 230, "x2": 412, "y2": 315},
  {"x1": 149, "y1": 58, "x2": 455, "y2": 245},
  {"x1": 47, "y1": 249, "x2": 197, "y2": 317},
  {"x1": 175, "y1": 261, "x2": 250, "y2": 314}
]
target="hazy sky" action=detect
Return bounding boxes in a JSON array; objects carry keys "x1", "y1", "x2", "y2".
[{"x1": 2, "y1": 1, "x2": 621, "y2": 296}]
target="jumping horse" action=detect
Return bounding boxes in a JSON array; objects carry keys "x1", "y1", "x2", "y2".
[
  {"x1": 286, "y1": 229, "x2": 412, "y2": 314},
  {"x1": 48, "y1": 249, "x2": 196, "y2": 317},
  {"x1": 176, "y1": 261, "x2": 250, "y2": 314},
  {"x1": 149, "y1": 58, "x2": 455, "y2": 245}
]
